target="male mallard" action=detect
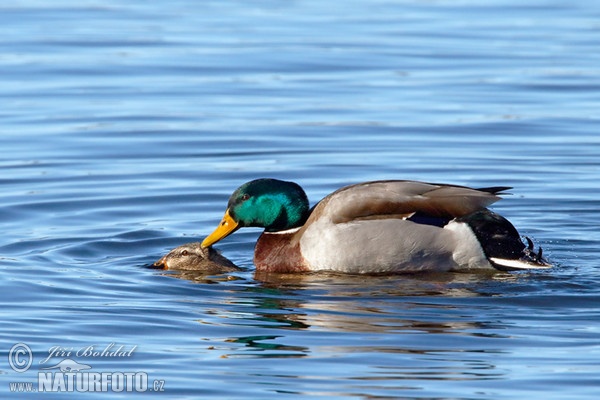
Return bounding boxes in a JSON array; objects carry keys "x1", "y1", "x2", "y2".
[
  {"x1": 201, "y1": 179, "x2": 550, "y2": 274},
  {"x1": 153, "y1": 242, "x2": 239, "y2": 273}
]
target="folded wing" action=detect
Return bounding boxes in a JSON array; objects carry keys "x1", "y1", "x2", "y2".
[{"x1": 307, "y1": 180, "x2": 508, "y2": 225}]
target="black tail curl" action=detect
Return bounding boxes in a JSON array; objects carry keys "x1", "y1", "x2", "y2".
[
  {"x1": 522, "y1": 236, "x2": 549, "y2": 267},
  {"x1": 458, "y1": 210, "x2": 551, "y2": 271}
]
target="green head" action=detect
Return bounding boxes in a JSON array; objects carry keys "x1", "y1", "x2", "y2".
[
  {"x1": 201, "y1": 178, "x2": 310, "y2": 248},
  {"x1": 228, "y1": 178, "x2": 310, "y2": 231}
]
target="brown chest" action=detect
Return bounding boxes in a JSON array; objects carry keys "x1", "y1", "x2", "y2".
[{"x1": 254, "y1": 232, "x2": 309, "y2": 273}]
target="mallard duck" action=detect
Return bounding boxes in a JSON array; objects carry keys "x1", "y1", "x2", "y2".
[
  {"x1": 201, "y1": 179, "x2": 551, "y2": 274},
  {"x1": 153, "y1": 242, "x2": 239, "y2": 273}
]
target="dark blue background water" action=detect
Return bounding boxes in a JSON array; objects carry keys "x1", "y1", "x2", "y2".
[{"x1": 1, "y1": 1, "x2": 599, "y2": 398}]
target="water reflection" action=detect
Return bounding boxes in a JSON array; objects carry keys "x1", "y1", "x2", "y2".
[
  {"x1": 157, "y1": 270, "x2": 245, "y2": 284},
  {"x1": 181, "y1": 269, "x2": 517, "y2": 383},
  {"x1": 225, "y1": 335, "x2": 309, "y2": 358},
  {"x1": 248, "y1": 273, "x2": 509, "y2": 333}
]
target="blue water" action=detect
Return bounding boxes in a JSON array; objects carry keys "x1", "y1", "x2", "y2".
[{"x1": 2, "y1": 1, "x2": 600, "y2": 398}]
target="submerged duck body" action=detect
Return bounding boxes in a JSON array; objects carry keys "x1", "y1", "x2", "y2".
[
  {"x1": 153, "y1": 242, "x2": 239, "y2": 273},
  {"x1": 201, "y1": 179, "x2": 550, "y2": 274}
]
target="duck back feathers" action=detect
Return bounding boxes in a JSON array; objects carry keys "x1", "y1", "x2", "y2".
[{"x1": 307, "y1": 180, "x2": 506, "y2": 225}]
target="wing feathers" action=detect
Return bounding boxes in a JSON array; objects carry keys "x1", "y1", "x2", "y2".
[{"x1": 309, "y1": 180, "x2": 504, "y2": 225}]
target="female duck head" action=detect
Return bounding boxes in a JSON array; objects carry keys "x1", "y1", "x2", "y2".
[{"x1": 201, "y1": 178, "x2": 310, "y2": 247}]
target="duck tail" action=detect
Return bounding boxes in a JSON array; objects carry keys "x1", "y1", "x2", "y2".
[
  {"x1": 458, "y1": 210, "x2": 552, "y2": 271},
  {"x1": 489, "y1": 236, "x2": 552, "y2": 270}
]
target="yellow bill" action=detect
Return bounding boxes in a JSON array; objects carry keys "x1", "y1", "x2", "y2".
[{"x1": 201, "y1": 209, "x2": 239, "y2": 248}]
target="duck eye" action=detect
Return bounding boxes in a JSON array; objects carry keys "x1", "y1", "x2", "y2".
[
  {"x1": 241, "y1": 194, "x2": 250, "y2": 201},
  {"x1": 181, "y1": 250, "x2": 189, "y2": 256}
]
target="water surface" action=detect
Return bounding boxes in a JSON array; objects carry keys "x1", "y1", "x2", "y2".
[{"x1": 1, "y1": 1, "x2": 599, "y2": 398}]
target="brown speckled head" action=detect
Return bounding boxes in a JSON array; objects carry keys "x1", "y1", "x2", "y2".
[{"x1": 153, "y1": 242, "x2": 239, "y2": 273}]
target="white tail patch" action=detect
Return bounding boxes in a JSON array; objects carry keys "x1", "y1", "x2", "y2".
[{"x1": 489, "y1": 257, "x2": 552, "y2": 270}]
